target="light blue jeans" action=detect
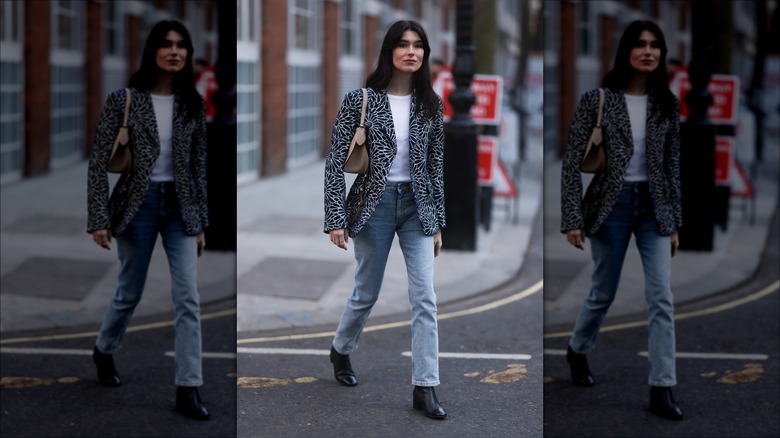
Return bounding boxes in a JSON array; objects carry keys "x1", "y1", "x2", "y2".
[
  {"x1": 96, "y1": 181, "x2": 203, "y2": 387},
  {"x1": 569, "y1": 182, "x2": 677, "y2": 386},
  {"x1": 333, "y1": 182, "x2": 440, "y2": 386}
]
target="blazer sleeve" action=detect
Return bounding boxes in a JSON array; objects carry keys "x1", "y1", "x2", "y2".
[
  {"x1": 87, "y1": 89, "x2": 124, "y2": 234},
  {"x1": 324, "y1": 89, "x2": 362, "y2": 233},
  {"x1": 665, "y1": 97, "x2": 683, "y2": 230},
  {"x1": 427, "y1": 97, "x2": 446, "y2": 230},
  {"x1": 560, "y1": 90, "x2": 599, "y2": 233},
  {"x1": 192, "y1": 96, "x2": 209, "y2": 230}
]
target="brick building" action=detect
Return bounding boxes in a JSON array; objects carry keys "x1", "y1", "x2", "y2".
[
  {"x1": 0, "y1": 0, "x2": 220, "y2": 186},
  {"x1": 236, "y1": 0, "x2": 460, "y2": 183}
]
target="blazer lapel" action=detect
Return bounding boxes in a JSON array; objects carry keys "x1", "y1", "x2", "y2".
[
  {"x1": 645, "y1": 93, "x2": 660, "y2": 163},
  {"x1": 408, "y1": 92, "x2": 421, "y2": 154},
  {"x1": 613, "y1": 92, "x2": 634, "y2": 153},
  {"x1": 172, "y1": 94, "x2": 187, "y2": 163},
  {"x1": 375, "y1": 92, "x2": 397, "y2": 148}
]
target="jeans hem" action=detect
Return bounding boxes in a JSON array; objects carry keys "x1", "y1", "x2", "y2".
[
  {"x1": 412, "y1": 380, "x2": 440, "y2": 387},
  {"x1": 176, "y1": 380, "x2": 203, "y2": 387},
  {"x1": 649, "y1": 380, "x2": 676, "y2": 387}
]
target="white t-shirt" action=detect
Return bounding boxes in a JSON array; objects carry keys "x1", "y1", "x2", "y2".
[
  {"x1": 150, "y1": 94, "x2": 175, "y2": 182},
  {"x1": 624, "y1": 94, "x2": 648, "y2": 182},
  {"x1": 387, "y1": 93, "x2": 412, "y2": 182}
]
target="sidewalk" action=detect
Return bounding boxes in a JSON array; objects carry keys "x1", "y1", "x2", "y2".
[
  {"x1": 543, "y1": 128, "x2": 780, "y2": 328},
  {"x1": 236, "y1": 135, "x2": 544, "y2": 333},
  {"x1": 0, "y1": 162, "x2": 235, "y2": 334}
]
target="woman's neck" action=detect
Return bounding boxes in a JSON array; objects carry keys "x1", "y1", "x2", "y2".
[
  {"x1": 149, "y1": 73, "x2": 175, "y2": 95},
  {"x1": 624, "y1": 73, "x2": 648, "y2": 96},
  {"x1": 386, "y1": 72, "x2": 413, "y2": 95}
]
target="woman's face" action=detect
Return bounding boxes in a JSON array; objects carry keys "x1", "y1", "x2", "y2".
[
  {"x1": 629, "y1": 30, "x2": 662, "y2": 74},
  {"x1": 392, "y1": 30, "x2": 424, "y2": 75},
  {"x1": 156, "y1": 30, "x2": 187, "y2": 74}
]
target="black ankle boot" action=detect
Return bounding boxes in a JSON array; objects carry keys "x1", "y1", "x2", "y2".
[
  {"x1": 330, "y1": 346, "x2": 358, "y2": 387},
  {"x1": 566, "y1": 346, "x2": 595, "y2": 387},
  {"x1": 176, "y1": 386, "x2": 210, "y2": 420},
  {"x1": 413, "y1": 386, "x2": 447, "y2": 419},
  {"x1": 92, "y1": 346, "x2": 121, "y2": 387},
  {"x1": 649, "y1": 386, "x2": 684, "y2": 420}
]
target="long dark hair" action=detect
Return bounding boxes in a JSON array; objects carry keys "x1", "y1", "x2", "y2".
[
  {"x1": 128, "y1": 20, "x2": 201, "y2": 120},
  {"x1": 366, "y1": 20, "x2": 439, "y2": 121},
  {"x1": 602, "y1": 20, "x2": 676, "y2": 117}
]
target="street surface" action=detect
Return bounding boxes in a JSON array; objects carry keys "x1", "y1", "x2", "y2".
[
  {"x1": 237, "y1": 213, "x2": 544, "y2": 438},
  {"x1": 0, "y1": 298, "x2": 237, "y2": 437},
  {"x1": 543, "y1": 210, "x2": 780, "y2": 437}
]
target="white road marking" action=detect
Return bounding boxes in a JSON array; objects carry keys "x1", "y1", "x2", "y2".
[
  {"x1": 164, "y1": 351, "x2": 236, "y2": 359},
  {"x1": 236, "y1": 348, "x2": 533, "y2": 360},
  {"x1": 0, "y1": 347, "x2": 234, "y2": 359},
  {"x1": 403, "y1": 351, "x2": 532, "y2": 360},
  {"x1": 639, "y1": 352, "x2": 768, "y2": 360},
  {"x1": 238, "y1": 348, "x2": 330, "y2": 356},
  {"x1": 0, "y1": 347, "x2": 92, "y2": 356},
  {"x1": 543, "y1": 349, "x2": 768, "y2": 361}
]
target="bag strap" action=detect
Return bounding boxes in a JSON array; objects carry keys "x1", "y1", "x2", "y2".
[
  {"x1": 359, "y1": 88, "x2": 367, "y2": 127},
  {"x1": 595, "y1": 88, "x2": 604, "y2": 127}
]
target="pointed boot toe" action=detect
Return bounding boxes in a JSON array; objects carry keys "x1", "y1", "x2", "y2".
[
  {"x1": 650, "y1": 386, "x2": 684, "y2": 420},
  {"x1": 92, "y1": 346, "x2": 121, "y2": 387},
  {"x1": 176, "y1": 386, "x2": 211, "y2": 420},
  {"x1": 413, "y1": 386, "x2": 447, "y2": 419},
  {"x1": 566, "y1": 346, "x2": 595, "y2": 387},
  {"x1": 330, "y1": 346, "x2": 358, "y2": 387}
]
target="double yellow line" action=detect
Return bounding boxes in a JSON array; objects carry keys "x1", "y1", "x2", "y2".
[{"x1": 2, "y1": 278, "x2": 776, "y2": 346}]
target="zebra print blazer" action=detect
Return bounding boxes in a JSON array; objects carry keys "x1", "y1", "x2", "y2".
[
  {"x1": 561, "y1": 88, "x2": 682, "y2": 236},
  {"x1": 324, "y1": 88, "x2": 445, "y2": 237},
  {"x1": 87, "y1": 88, "x2": 208, "y2": 236}
]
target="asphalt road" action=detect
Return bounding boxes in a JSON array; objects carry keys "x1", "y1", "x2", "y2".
[
  {"x1": 237, "y1": 214, "x2": 544, "y2": 438},
  {"x1": 0, "y1": 298, "x2": 237, "y2": 438},
  {"x1": 543, "y1": 210, "x2": 780, "y2": 437}
]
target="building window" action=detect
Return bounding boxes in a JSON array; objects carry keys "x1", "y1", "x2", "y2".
[
  {"x1": 288, "y1": 1, "x2": 321, "y2": 166},
  {"x1": 237, "y1": 0, "x2": 257, "y2": 42},
  {"x1": 341, "y1": 0, "x2": 359, "y2": 56},
  {"x1": 103, "y1": 1, "x2": 123, "y2": 56},
  {"x1": 576, "y1": 1, "x2": 594, "y2": 56},
  {"x1": 0, "y1": 0, "x2": 24, "y2": 184},
  {"x1": 290, "y1": 0, "x2": 318, "y2": 50},
  {"x1": 237, "y1": 60, "x2": 260, "y2": 178},
  {"x1": 53, "y1": 0, "x2": 82, "y2": 50},
  {"x1": 50, "y1": 0, "x2": 85, "y2": 166},
  {"x1": 287, "y1": 63, "x2": 321, "y2": 165}
]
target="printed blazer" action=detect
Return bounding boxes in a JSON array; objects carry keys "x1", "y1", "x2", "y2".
[
  {"x1": 561, "y1": 88, "x2": 682, "y2": 236},
  {"x1": 87, "y1": 88, "x2": 209, "y2": 236},
  {"x1": 324, "y1": 88, "x2": 445, "y2": 237}
]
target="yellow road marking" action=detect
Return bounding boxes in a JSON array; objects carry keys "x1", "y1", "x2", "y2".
[
  {"x1": 0, "y1": 308, "x2": 236, "y2": 345},
  {"x1": 237, "y1": 279, "x2": 544, "y2": 344},
  {"x1": 544, "y1": 279, "x2": 779, "y2": 339}
]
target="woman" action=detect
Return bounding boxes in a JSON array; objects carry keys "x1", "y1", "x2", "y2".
[
  {"x1": 87, "y1": 20, "x2": 210, "y2": 421},
  {"x1": 560, "y1": 20, "x2": 684, "y2": 421},
  {"x1": 323, "y1": 20, "x2": 446, "y2": 419}
]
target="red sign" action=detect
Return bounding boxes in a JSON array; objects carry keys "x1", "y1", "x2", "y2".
[
  {"x1": 438, "y1": 72, "x2": 503, "y2": 125},
  {"x1": 478, "y1": 136, "x2": 498, "y2": 185},
  {"x1": 674, "y1": 73, "x2": 740, "y2": 124},
  {"x1": 715, "y1": 136, "x2": 733, "y2": 185}
]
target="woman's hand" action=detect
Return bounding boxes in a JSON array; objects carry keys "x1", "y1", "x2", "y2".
[
  {"x1": 671, "y1": 231, "x2": 679, "y2": 257},
  {"x1": 329, "y1": 229, "x2": 349, "y2": 250},
  {"x1": 197, "y1": 232, "x2": 206, "y2": 257},
  {"x1": 93, "y1": 229, "x2": 112, "y2": 251},
  {"x1": 566, "y1": 229, "x2": 586, "y2": 250},
  {"x1": 434, "y1": 233, "x2": 443, "y2": 257}
]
